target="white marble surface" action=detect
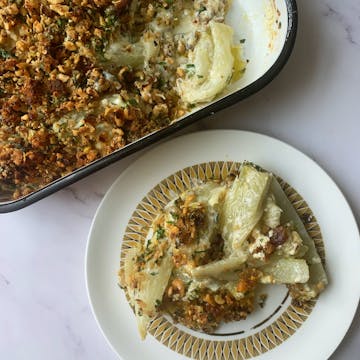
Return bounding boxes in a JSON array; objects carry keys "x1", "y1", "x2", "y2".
[{"x1": 1, "y1": 0, "x2": 359, "y2": 359}]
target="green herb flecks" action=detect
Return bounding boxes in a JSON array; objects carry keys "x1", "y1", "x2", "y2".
[
  {"x1": 91, "y1": 37, "x2": 108, "y2": 60},
  {"x1": 194, "y1": 250, "x2": 208, "y2": 254},
  {"x1": 104, "y1": 7, "x2": 118, "y2": 32},
  {"x1": 0, "y1": 48, "x2": 12, "y2": 60},
  {"x1": 185, "y1": 63, "x2": 196, "y2": 78},
  {"x1": 128, "y1": 98, "x2": 138, "y2": 107},
  {"x1": 157, "y1": 77, "x2": 166, "y2": 89},
  {"x1": 170, "y1": 212, "x2": 179, "y2": 220},
  {"x1": 146, "y1": 238, "x2": 152, "y2": 249},
  {"x1": 198, "y1": 6, "x2": 207, "y2": 13},
  {"x1": 56, "y1": 17, "x2": 68, "y2": 29},
  {"x1": 156, "y1": 226, "x2": 165, "y2": 240},
  {"x1": 188, "y1": 288, "x2": 200, "y2": 300},
  {"x1": 165, "y1": 0, "x2": 174, "y2": 7}
]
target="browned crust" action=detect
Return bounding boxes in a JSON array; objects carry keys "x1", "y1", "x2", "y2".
[{"x1": 0, "y1": 0, "x2": 187, "y2": 199}]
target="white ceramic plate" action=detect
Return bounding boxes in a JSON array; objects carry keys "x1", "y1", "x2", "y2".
[{"x1": 86, "y1": 130, "x2": 360, "y2": 360}]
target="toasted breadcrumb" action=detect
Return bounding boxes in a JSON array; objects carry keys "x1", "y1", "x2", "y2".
[{"x1": 2, "y1": 0, "x2": 229, "y2": 198}]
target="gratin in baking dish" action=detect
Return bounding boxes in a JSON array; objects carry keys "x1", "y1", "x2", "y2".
[{"x1": 0, "y1": 0, "x2": 297, "y2": 212}]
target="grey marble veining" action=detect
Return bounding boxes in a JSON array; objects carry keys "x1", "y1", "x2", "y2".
[{"x1": 322, "y1": 2, "x2": 360, "y2": 46}]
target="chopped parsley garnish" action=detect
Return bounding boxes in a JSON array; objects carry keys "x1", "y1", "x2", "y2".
[
  {"x1": 188, "y1": 288, "x2": 200, "y2": 300},
  {"x1": 104, "y1": 7, "x2": 118, "y2": 31},
  {"x1": 144, "y1": 248, "x2": 154, "y2": 257},
  {"x1": 106, "y1": 14, "x2": 117, "y2": 27},
  {"x1": 199, "y1": 6, "x2": 207, "y2": 13},
  {"x1": 157, "y1": 77, "x2": 166, "y2": 89},
  {"x1": 156, "y1": 226, "x2": 165, "y2": 239},
  {"x1": 91, "y1": 37, "x2": 107, "y2": 57},
  {"x1": 0, "y1": 48, "x2": 11, "y2": 60},
  {"x1": 56, "y1": 17, "x2": 68, "y2": 29},
  {"x1": 128, "y1": 98, "x2": 138, "y2": 107},
  {"x1": 185, "y1": 64, "x2": 196, "y2": 77},
  {"x1": 240, "y1": 38, "x2": 246, "y2": 44},
  {"x1": 194, "y1": 250, "x2": 208, "y2": 254},
  {"x1": 170, "y1": 212, "x2": 179, "y2": 220}
]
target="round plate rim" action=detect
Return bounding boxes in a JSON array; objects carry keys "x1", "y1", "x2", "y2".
[{"x1": 85, "y1": 129, "x2": 360, "y2": 360}]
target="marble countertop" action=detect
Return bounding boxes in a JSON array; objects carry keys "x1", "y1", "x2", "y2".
[{"x1": 1, "y1": 0, "x2": 359, "y2": 359}]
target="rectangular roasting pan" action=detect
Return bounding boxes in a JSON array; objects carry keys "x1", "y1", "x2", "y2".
[{"x1": 0, "y1": 0, "x2": 297, "y2": 212}]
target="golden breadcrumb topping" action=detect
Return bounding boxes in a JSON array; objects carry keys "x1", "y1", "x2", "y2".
[{"x1": 1, "y1": 0, "x2": 229, "y2": 199}]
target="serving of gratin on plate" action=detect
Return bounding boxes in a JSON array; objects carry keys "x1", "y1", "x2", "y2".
[
  {"x1": 86, "y1": 130, "x2": 360, "y2": 360},
  {"x1": 119, "y1": 162, "x2": 328, "y2": 344}
]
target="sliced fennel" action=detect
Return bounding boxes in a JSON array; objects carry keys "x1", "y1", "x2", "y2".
[
  {"x1": 192, "y1": 256, "x2": 247, "y2": 279},
  {"x1": 270, "y1": 178, "x2": 328, "y2": 299},
  {"x1": 260, "y1": 258, "x2": 310, "y2": 284},
  {"x1": 121, "y1": 243, "x2": 173, "y2": 339},
  {"x1": 221, "y1": 164, "x2": 272, "y2": 254},
  {"x1": 104, "y1": 36, "x2": 145, "y2": 67},
  {"x1": 177, "y1": 21, "x2": 235, "y2": 104}
]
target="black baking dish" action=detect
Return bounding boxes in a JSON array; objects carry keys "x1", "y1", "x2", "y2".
[{"x1": 0, "y1": 0, "x2": 297, "y2": 212}]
